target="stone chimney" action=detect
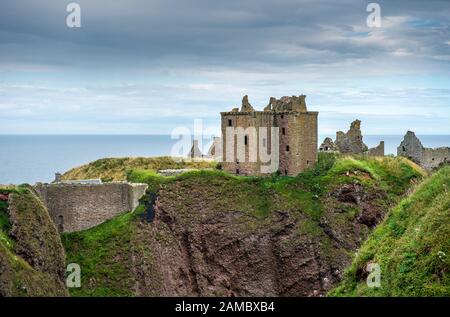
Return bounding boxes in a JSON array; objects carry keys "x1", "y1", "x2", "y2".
[{"x1": 54, "y1": 173, "x2": 62, "y2": 183}]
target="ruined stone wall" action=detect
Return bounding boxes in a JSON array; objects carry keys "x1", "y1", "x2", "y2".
[
  {"x1": 368, "y1": 141, "x2": 385, "y2": 157},
  {"x1": 397, "y1": 131, "x2": 449, "y2": 170},
  {"x1": 421, "y1": 147, "x2": 450, "y2": 170},
  {"x1": 334, "y1": 120, "x2": 368, "y2": 154},
  {"x1": 34, "y1": 182, "x2": 147, "y2": 233}
]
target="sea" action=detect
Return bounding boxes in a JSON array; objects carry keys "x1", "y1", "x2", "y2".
[{"x1": 1, "y1": 134, "x2": 449, "y2": 185}]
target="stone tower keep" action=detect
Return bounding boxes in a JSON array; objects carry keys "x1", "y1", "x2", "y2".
[{"x1": 220, "y1": 95, "x2": 318, "y2": 176}]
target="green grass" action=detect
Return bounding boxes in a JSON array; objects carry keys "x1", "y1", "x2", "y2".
[
  {"x1": 62, "y1": 156, "x2": 217, "y2": 182},
  {"x1": 0, "y1": 186, "x2": 67, "y2": 296},
  {"x1": 0, "y1": 200, "x2": 14, "y2": 251},
  {"x1": 61, "y1": 154, "x2": 426, "y2": 297},
  {"x1": 330, "y1": 166, "x2": 450, "y2": 297},
  {"x1": 61, "y1": 212, "x2": 139, "y2": 297}
]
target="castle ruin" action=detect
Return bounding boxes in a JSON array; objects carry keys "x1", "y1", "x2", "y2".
[
  {"x1": 397, "y1": 131, "x2": 450, "y2": 170},
  {"x1": 220, "y1": 95, "x2": 318, "y2": 176},
  {"x1": 319, "y1": 119, "x2": 384, "y2": 157}
]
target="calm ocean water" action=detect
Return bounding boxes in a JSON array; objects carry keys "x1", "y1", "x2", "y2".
[{"x1": 1, "y1": 134, "x2": 449, "y2": 184}]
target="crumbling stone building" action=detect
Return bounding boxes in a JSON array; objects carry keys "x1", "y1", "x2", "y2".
[
  {"x1": 398, "y1": 131, "x2": 449, "y2": 170},
  {"x1": 220, "y1": 95, "x2": 318, "y2": 176},
  {"x1": 319, "y1": 120, "x2": 384, "y2": 157}
]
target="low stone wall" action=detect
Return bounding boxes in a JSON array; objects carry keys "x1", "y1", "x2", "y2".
[{"x1": 34, "y1": 182, "x2": 147, "y2": 233}]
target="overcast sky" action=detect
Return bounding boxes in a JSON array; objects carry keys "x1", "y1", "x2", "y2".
[{"x1": 0, "y1": 0, "x2": 449, "y2": 135}]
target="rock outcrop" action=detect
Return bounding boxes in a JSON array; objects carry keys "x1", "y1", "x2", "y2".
[{"x1": 0, "y1": 186, "x2": 68, "y2": 297}]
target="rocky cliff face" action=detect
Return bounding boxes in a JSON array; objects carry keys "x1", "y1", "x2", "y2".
[
  {"x1": 63, "y1": 155, "x2": 425, "y2": 297},
  {"x1": 0, "y1": 186, "x2": 68, "y2": 296}
]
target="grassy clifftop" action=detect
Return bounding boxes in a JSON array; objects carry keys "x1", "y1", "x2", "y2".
[
  {"x1": 62, "y1": 156, "x2": 217, "y2": 182},
  {"x1": 0, "y1": 186, "x2": 67, "y2": 296},
  {"x1": 330, "y1": 166, "x2": 450, "y2": 296},
  {"x1": 62, "y1": 154, "x2": 426, "y2": 296}
]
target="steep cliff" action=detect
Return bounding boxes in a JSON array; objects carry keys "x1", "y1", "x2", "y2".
[
  {"x1": 0, "y1": 186, "x2": 68, "y2": 296},
  {"x1": 62, "y1": 155, "x2": 425, "y2": 296},
  {"x1": 330, "y1": 166, "x2": 450, "y2": 296}
]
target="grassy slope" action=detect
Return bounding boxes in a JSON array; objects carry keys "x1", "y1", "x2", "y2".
[
  {"x1": 62, "y1": 156, "x2": 217, "y2": 182},
  {"x1": 0, "y1": 186, "x2": 67, "y2": 296},
  {"x1": 62, "y1": 154, "x2": 425, "y2": 296},
  {"x1": 330, "y1": 166, "x2": 450, "y2": 297}
]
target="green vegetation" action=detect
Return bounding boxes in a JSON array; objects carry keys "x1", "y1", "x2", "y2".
[
  {"x1": 62, "y1": 154, "x2": 426, "y2": 296},
  {"x1": 62, "y1": 156, "x2": 217, "y2": 182},
  {"x1": 0, "y1": 188, "x2": 14, "y2": 250},
  {"x1": 330, "y1": 166, "x2": 450, "y2": 297},
  {"x1": 61, "y1": 212, "x2": 138, "y2": 297},
  {"x1": 0, "y1": 186, "x2": 67, "y2": 296}
]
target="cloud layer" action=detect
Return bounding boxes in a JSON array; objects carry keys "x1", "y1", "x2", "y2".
[{"x1": 0, "y1": 0, "x2": 449, "y2": 134}]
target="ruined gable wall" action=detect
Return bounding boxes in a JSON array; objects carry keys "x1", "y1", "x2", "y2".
[{"x1": 334, "y1": 120, "x2": 368, "y2": 154}]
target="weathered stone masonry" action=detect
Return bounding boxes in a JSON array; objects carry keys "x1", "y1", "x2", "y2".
[
  {"x1": 34, "y1": 182, "x2": 147, "y2": 233},
  {"x1": 220, "y1": 95, "x2": 318, "y2": 176},
  {"x1": 398, "y1": 131, "x2": 450, "y2": 170}
]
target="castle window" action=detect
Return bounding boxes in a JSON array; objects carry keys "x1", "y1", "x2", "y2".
[
  {"x1": 284, "y1": 169, "x2": 288, "y2": 175},
  {"x1": 57, "y1": 215, "x2": 64, "y2": 233},
  {"x1": 286, "y1": 145, "x2": 290, "y2": 152},
  {"x1": 402, "y1": 146, "x2": 406, "y2": 152},
  {"x1": 281, "y1": 115, "x2": 284, "y2": 119},
  {"x1": 228, "y1": 119, "x2": 232, "y2": 127},
  {"x1": 244, "y1": 135, "x2": 248, "y2": 145},
  {"x1": 307, "y1": 160, "x2": 310, "y2": 165},
  {"x1": 282, "y1": 127, "x2": 286, "y2": 135},
  {"x1": 236, "y1": 169, "x2": 240, "y2": 174}
]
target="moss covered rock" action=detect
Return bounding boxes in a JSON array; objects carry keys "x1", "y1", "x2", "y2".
[{"x1": 0, "y1": 186, "x2": 68, "y2": 296}]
